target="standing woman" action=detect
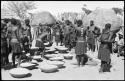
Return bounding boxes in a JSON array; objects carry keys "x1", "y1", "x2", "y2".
[
  {"x1": 75, "y1": 20, "x2": 88, "y2": 67},
  {"x1": 7, "y1": 19, "x2": 23, "y2": 67},
  {"x1": 98, "y1": 23, "x2": 112, "y2": 73},
  {"x1": 55, "y1": 25, "x2": 60, "y2": 46}
]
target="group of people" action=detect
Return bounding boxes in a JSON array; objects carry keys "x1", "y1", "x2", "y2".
[
  {"x1": 1, "y1": 18, "x2": 32, "y2": 67},
  {"x1": 1, "y1": 18, "x2": 124, "y2": 73}
]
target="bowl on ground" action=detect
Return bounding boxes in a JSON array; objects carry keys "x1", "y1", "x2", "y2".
[{"x1": 9, "y1": 67, "x2": 30, "y2": 78}]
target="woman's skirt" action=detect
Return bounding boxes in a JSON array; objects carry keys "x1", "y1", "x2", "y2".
[
  {"x1": 55, "y1": 35, "x2": 60, "y2": 43},
  {"x1": 75, "y1": 41, "x2": 87, "y2": 55},
  {"x1": 98, "y1": 44, "x2": 111, "y2": 62},
  {"x1": 10, "y1": 42, "x2": 22, "y2": 53},
  {"x1": 1, "y1": 41, "x2": 8, "y2": 54}
]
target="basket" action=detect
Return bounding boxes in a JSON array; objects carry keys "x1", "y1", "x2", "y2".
[
  {"x1": 39, "y1": 64, "x2": 58, "y2": 73},
  {"x1": 44, "y1": 54, "x2": 56, "y2": 58},
  {"x1": 47, "y1": 61, "x2": 65, "y2": 68},
  {"x1": 9, "y1": 68, "x2": 30, "y2": 78},
  {"x1": 20, "y1": 63, "x2": 36, "y2": 70},
  {"x1": 33, "y1": 55, "x2": 42, "y2": 60},
  {"x1": 64, "y1": 54, "x2": 73, "y2": 60},
  {"x1": 49, "y1": 57, "x2": 64, "y2": 61}
]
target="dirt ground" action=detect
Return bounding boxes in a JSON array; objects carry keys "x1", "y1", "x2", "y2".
[{"x1": 1, "y1": 43, "x2": 124, "y2": 80}]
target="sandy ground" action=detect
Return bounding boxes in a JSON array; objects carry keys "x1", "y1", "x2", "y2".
[{"x1": 1, "y1": 43, "x2": 124, "y2": 80}]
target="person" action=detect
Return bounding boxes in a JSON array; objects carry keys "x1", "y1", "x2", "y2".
[
  {"x1": 25, "y1": 19, "x2": 32, "y2": 46},
  {"x1": 87, "y1": 20, "x2": 96, "y2": 52},
  {"x1": 35, "y1": 32, "x2": 48, "y2": 56},
  {"x1": 60, "y1": 26, "x2": 64, "y2": 46},
  {"x1": 21, "y1": 33, "x2": 30, "y2": 54},
  {"x1": 75, "y1": 20, "x2": 88, "y2": 67},
  {"x1": 116, "y1": 33, "x2": 124, "y2": 57},
  {"x1": 55, "y1": 25, "x2": 60, "y2": 46},
  {"x1": 93, "y1": 27, "x2": 101, "y2": 51},
  {"x1": 98, "y1": 23, "x2": 112, "y2": 73},
  {"x1": 1, "y1": 23, "x2": 10, "y2": 67},
  {"x1": 7, "y1": 19, "x2": 23, "y2": 67}
]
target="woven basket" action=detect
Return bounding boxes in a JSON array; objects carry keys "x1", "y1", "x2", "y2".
[
  {"x1": 49, "y1": 57, "x2": 64, "y2": 61},
  {"x1": 9, "y1": 68, "x2": 30, "y2": 78},
  {"x1": 20, "y1": 63, "x2": 36, "y2": 70},
  {"x1": 47, "y1": 61, "x2": 65, "y2": 68},
  {"x1": 39, "y1": 64, "x2": 58, "y2": 73}
]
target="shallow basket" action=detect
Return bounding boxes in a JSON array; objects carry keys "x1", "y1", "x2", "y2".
[
  {"x1": 9, "y1": 68, "x2": 30, "y2": 78},
  {"x1": 44, "y1": 54, "x2": 56, "y2": 58},
  {"x1": 49, "y1": 57, "x2": 64, "y2": 61},
  {"x1": 39, "y1": 64, "x2": 58, "y2": 73},
  {"x1": 20, "y1": 63, "x2": 36, "y2": 70},
  {"x1": 64, "y1": 55, "x2": 73, "y2": 60},
  {"x1": 47, "y1": 61, "x2": 65, "y2": 68},
  {"x1": 32, "y1": 55, "x2": 42, "y2": 60}
]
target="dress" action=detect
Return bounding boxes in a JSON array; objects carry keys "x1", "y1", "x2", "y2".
[
  {"x1": 98, "y1": 29, "x2": 111, "y2": 62},
  {"x1": 98, "y1": 29, "x2": 112, "y2": 72},
  {"x1": 75, "y1": 27, "x2": 88, "y2": 66},
  {"x1": 75, "y1": 28, "x2": 87, "y2": 55}
]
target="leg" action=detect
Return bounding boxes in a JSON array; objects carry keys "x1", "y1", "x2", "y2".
[
  {"x1": 56, "y1": 42, "x2": 58, "y2": 46},
  {"x1": 90, "y1": 44, "x2": 92, "y2": 52},
  {"x1": 17, "y1": 53, "x2": 21, "y2": 67},
  {"x1": 81, "y1": 54, "x2": 88, "y2": 66},
  {"x1": 93, "y1": 45, "x2": 95, "y2": 52},
  {"x1": 99, "y1": 61, "x2": 106, "y2": 73},
  {"x1": 76, "y1": 55, "x2": 81, "y2": 67},
  {"x1": 5, "y1": 53, "x2": 9, "y2": 65},
  {"x1": 12, "y1": 53, "x2": 16, "y2": 66}
]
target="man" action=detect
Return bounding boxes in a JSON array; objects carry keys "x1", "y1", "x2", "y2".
[{"x1": 87, "y1": 20, "x2": 96, "y2": 52}]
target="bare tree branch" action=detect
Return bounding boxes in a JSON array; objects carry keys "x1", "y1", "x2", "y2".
[{"x1": 6, "y1": 1, "x2": 36, "y2": 20}]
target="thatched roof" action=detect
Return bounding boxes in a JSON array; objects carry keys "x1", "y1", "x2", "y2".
[{"x1": 31, "y1": 11, "x2": 56, "y2": 26}]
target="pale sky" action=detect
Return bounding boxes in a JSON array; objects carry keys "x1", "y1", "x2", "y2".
[{"x1": 1, "y1": 1, "x2": 124, "y2": 16}]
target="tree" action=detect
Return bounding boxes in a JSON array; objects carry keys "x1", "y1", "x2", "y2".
[
  {"x1": 82, "y1": 4, "x2": 92, "y2": 15},
  {"x1": 112, "y1": 7, "x2": 123, "y2": 15},
  {"x1": 6, "y1": 1, "x2": 36, "y2": 20}
]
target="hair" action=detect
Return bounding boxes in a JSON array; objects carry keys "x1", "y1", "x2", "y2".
[
  {"x1": 90, "y1": 20, "x2": 94, "y2": 23},
  {"x1": 25, "y1": 19, "x2": 30, "y2": 25},
  {"x1": 105, "y1": 23, "x2": 111, "y2": 29},
  {"x1": 87, "y1": 26, "x2": 89, "y2": 30},
  {"x1": 90, "y1": 20, "x2": 94, "y2": 26},
  {"x1": 11, "y1": 18, "x2": 18, "y2": 26},
  {"x1": 77, "y1": 20, "x2": 83, "y2": 27},
  {"x1": 65, "y1": 20, "x2": 72, "y2": 25}
]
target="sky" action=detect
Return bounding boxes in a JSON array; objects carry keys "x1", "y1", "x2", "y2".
[{"x1": 1, "y1": 1, "x2": 124, "y2": 16}]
